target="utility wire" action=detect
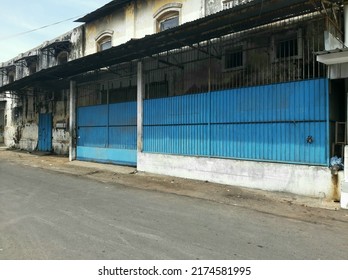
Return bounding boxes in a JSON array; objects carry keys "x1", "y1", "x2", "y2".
[{"x1": 0, "y1": 15, "x2": 83, "y2": 41}]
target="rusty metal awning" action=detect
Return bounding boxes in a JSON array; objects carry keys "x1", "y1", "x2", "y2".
[
  {"x1": 0, "y1": 0, "x2": 323, "y2": 92},
  {"x1": 41, "y1": 40, "x2": 71, "y2": 51},
  {"x1": 0, "y1": 64, "x2": 15, "y2": 75}
]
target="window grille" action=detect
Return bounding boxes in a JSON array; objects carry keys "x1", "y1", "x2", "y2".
[{"x1": 225, "y1": 49, "x2": 243, "y2": 69}]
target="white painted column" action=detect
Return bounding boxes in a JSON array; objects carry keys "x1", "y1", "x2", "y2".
[
  {"x1": 69, "y1": 80, "x2": 77, "y2": 161},
  {"x1": 345, "y1": 2, "x2": 348, "y2": 47},
  {"x1": 346, "y1": 79, "x2": 348, "y2": 169},
  {"x1": 137, "y1": 61, "x2": 144, "y2": 153}
]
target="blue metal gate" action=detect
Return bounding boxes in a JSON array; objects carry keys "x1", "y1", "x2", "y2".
[
  {"x1": 38, "y1": 113, "x2": 52, "y2": 152},
  {"x1": 77, "y1": 102, "x2": 137, "y2": 166},
  {"x1": 143, "y1": 79, "x2": 329, "y2": 166}
]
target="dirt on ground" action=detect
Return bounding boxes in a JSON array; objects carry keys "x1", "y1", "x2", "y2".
[{"x1": 1, "y1": 147, "x2": 348, "y2": 225}]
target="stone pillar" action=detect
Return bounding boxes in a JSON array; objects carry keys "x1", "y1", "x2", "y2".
[{"x1": 69, "y1": 80, "x2": 77, "y2": 161}]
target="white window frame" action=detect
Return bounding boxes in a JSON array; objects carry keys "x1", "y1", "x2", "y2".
[
  {"x1": 272, "y1": 29, "x2": 303, "y2": 62},
  {"x1": 95, "y1": 30, "x2": 114, "y2": 52},
  {"x1": 153, "y1": 3, "x2": 182, "y2": 33},
  {"x1": 223, "y1": 45, "x2": 245, "y2": 71}
]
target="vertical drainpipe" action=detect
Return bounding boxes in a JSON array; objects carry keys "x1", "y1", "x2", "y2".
[
  {"x1": 137, "y1": 61, "x2": 144, "y2": 160},
  {"x1": 69, "y1": 80, "x2": 76, "y2": 161}
]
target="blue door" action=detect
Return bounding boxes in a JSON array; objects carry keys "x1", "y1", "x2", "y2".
[{"x1": 38, "y1": 113, "x2": 52, "y2": 152}]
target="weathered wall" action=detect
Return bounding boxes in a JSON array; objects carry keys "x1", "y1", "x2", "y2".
[
  {"x1": 84, "y1": 9, "x2": 127, "y2": 56},
  {"x1": 205, "y1": 0, "x2": 222, "y2": 15},
  {"x1": 0, "y1": 25, "x2": 84, "y2": 84},
  {"x1": 52, "y1": 92, "x2": 70, "y2": 155},
  {"x1": 0, "y1": 24, "x2": 77, "y2": 154},
  {"x1": 38, "y1": 27, "x2": 84, "y2": 71},
  {"x1": 4, "y1": 96, "x2": 18, "y2": 148},
  {"x1": 4, "y1": 90, "x2": 70, "y2": 155},
  {"x1": 134, "y1": 0, "x2": 203, "y2": 37},
  {"x1": 205, "y1": 0, "x2": 253, "y2": 16},
  {"x1": 138, "y1": 152, "x2": 336, "y2": 199},
  {"x1": 0, "y1": 101, "x2": 5, "y2": 143},
  {"x1": 84, "y1": 0, "x2": 204, "y2": 56}
]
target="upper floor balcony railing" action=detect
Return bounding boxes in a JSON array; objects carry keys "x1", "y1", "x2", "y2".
[{"x1": 222, "y1": 0, "x2": 253, "y2": 10}]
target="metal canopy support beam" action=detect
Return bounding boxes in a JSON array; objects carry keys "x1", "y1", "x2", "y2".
[
  {"x1": 15, "y1": 60, "x2": 27, "y2": 68},
  {"x1": 69, "y1": 80, "x2": 77, "y2": 161},
  {"x1": 189, "y1": 41, "x2": 221, "y2": 60},
  {"x1": 0, "y1": 0, "x2": 324, "y2": 93},
  {"x1": 149, "y1": 54, "x2": 184, "y2": 70}
]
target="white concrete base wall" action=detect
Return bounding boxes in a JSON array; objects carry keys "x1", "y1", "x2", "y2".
[
  {"x1": 138, "y1": 153, "x2": 334, "y2": 199},
  {"x1": 52, "y1": 129, "x2": 69, "y2": 155},
  {"x1": 4, "y1": 126, "x2": 16, "y2": 148},
  {"x1": 19, "y1": 123, "x2": 38, "y2": 151}
]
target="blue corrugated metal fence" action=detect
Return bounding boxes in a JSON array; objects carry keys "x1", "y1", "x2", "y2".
[
  {"x1": 143, "y1": 79, "x2": 329, "y2": 165},
  {"x1": 77, "y1": 102, "x2": 137, "y2": 166}
]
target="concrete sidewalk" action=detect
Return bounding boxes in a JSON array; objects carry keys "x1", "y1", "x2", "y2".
[{"x1": 1, "y1": 148, "x2": 347, "y2": 224}]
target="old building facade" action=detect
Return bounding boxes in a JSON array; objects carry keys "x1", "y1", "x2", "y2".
[{"x1": 1, "y1": 0, "x2": 346, "y2": 201}]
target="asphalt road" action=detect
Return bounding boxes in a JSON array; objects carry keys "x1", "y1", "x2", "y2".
[{"x1": 1, "y1": 160, "x2": 348, "y2": 260}]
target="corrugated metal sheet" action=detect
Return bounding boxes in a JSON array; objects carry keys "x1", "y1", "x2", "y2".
[
  {"x1": 143, "y1": 79, "x2": 329, "y2": 165},
  {"x1": 77, "y1": 101, "x2": 137, "y2": 165}
]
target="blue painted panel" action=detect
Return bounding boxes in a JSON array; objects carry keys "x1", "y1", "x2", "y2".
[
  {"x1": 144, "y1": 125, "x2": 209, "y2": 156},
  {"x1": 77, "y1": 147, "x2": 137, "y2": 166},
  {"x1": 109, "y1": 102, "x2": 137, "y2": 126},
  {"x1": 38, "y1": 113, "x2": 52, "y2": 152},
  {"x1": 78, "y1": 105, "x2": 108, "y2": 127},
  {"x1": 77, "y1": 127, "x2": 107, "y2": 147},
  {"x1": 109, "y1": 126, "x2": 137, "y2": 149},
  {"x1": 210, "y1": 122, "x2": 327, "y2": 164},
  {"x1": 210, "y1": 79, "x2": 328, "y2": 123},
  {"x1": 143, "y1": 79, "x2": 329, "y2": 165},
  {"x1": 77, "y1": 101, "x2": 137, "y2": 165},
  {"x1": 144, "y1": 93, "x2": 209, "y2": 125}
]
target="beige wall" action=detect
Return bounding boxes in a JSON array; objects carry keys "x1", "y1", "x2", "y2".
[{"x1": 84, "y1": 0, "x2": 204, "y2": 56}]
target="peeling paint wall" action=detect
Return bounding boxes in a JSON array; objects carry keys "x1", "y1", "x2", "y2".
[
  {"x1": 0, "y1": 100, "x2": 5, "y2": 143},
  {"x1": 205, "y1": 0, "x2": 223, "y2": 16},
  {"x1": 135, "y1": 0, "x2": 203, "y2": 38},
  {"x1": 3, "y1": 89, "x2": 70, "y2": 155},
  {"x1": 83, "y1": 0, "x2": 204, "y2": 56},
  {"x1": 0, "y1": 24, "x2": 83, "y2": 155},
  {"x1": 0, "y1": 26, "x2": 84, "y2": 84},
  {"x1": 51, "y1": 92, "x2": 70, "y2": 155},
  {"x1": 84, "y1": 9, "x2": 127, "y2": 56}
]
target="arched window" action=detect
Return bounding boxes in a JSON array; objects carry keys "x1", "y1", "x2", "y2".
[
  {"x1": 28, "y1": 62, "x2": 37, "y2": 74},
  {"x1": 95, "y1": 30, "x2": 114, "y2": 52},
  {"x1": 154, "y1": 3, "x2": 182, "y2": 33},
  {"x1": 57, "y1": 51, "x2": 68, "y2": 65},
  {"x1": 8, "y1": 71, "x2": 15, "y2": 83}
]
